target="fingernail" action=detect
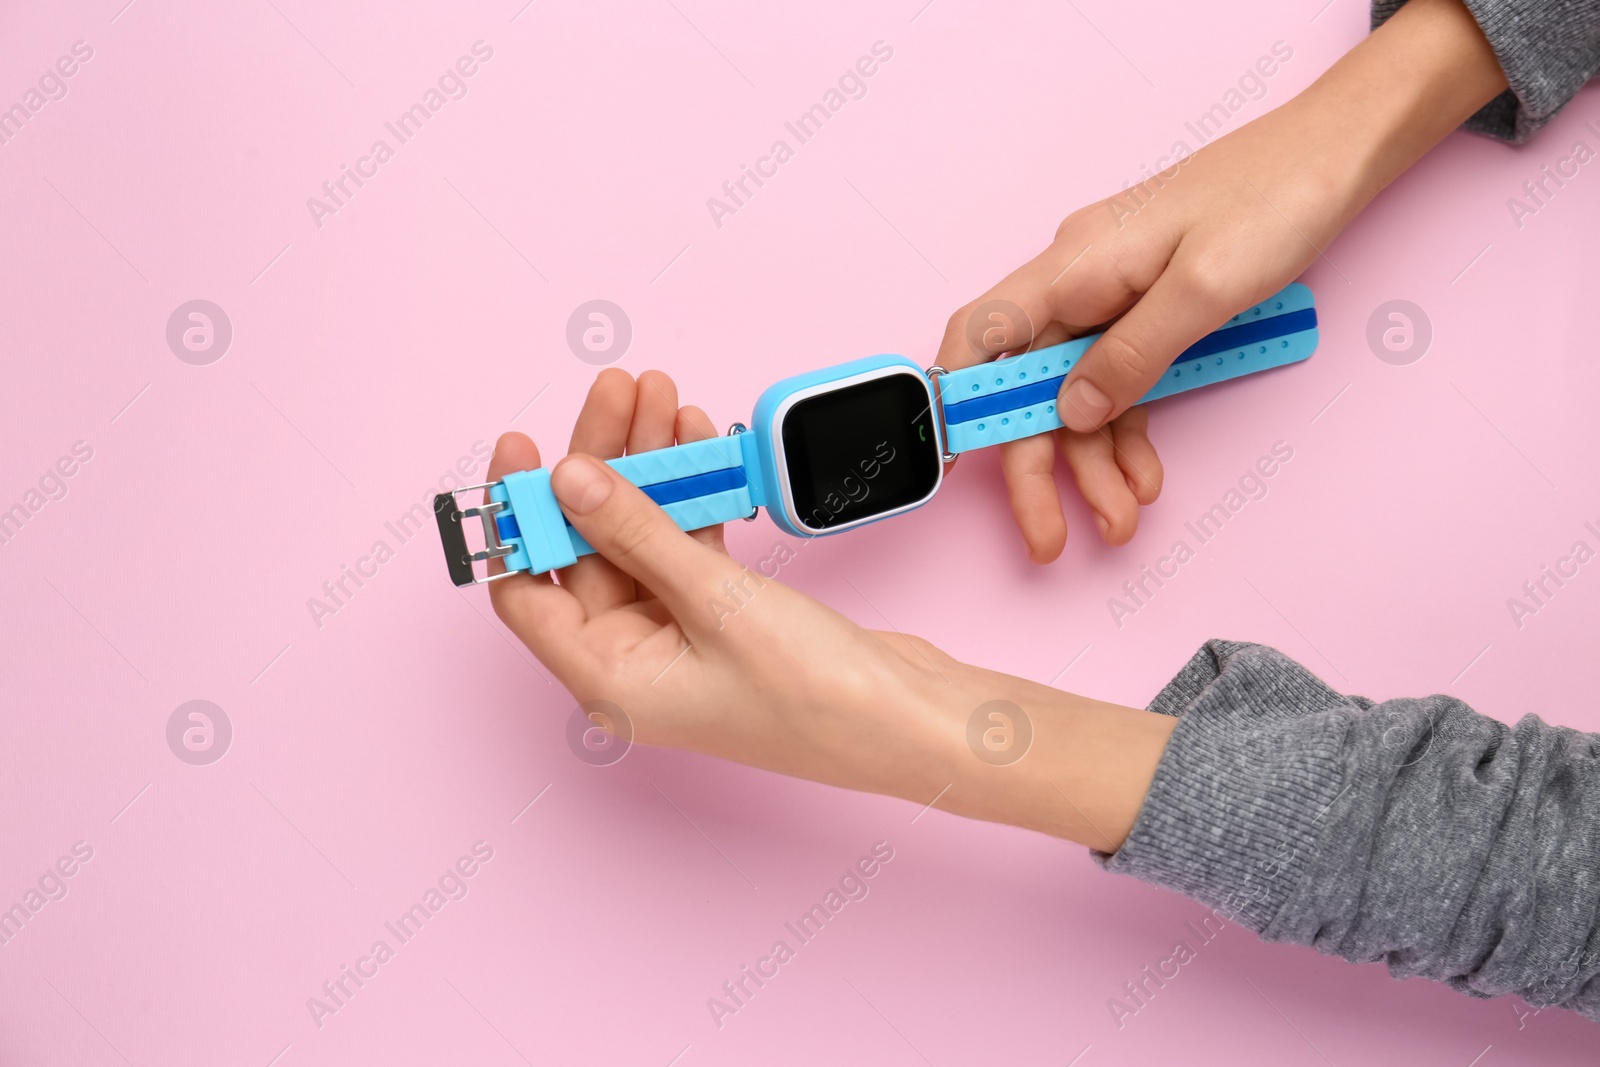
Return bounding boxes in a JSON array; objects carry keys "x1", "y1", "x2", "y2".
[
  {"x1": 551, "y1": 455, "x2": 613, "y2": 515},
  {"x1": 1062, "y1": 379, "x2": 1112, "y2": 432},
  {"x1": 1094, "y1": 512, "x2": 1110, "y2": 539}
]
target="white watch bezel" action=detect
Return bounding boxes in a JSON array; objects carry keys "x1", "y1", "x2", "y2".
[{"x1": 769, "y1": 364, "x2": 944, "y2": 536}]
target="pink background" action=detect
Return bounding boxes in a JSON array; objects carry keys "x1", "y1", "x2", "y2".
[{"x1": 3, "y1": 0, "x2": 1598, "y2": 1063}]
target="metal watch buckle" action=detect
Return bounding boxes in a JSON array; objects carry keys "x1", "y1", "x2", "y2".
[
  {"x1": 433, "y1": 483, "x2": 521, "y2": 588},
  {"x1": 726, "y1": 422, "x2": 760, "y2": 521},
  {"x1": 923, "y1": 365, "x2": 958, "y2": 462}
]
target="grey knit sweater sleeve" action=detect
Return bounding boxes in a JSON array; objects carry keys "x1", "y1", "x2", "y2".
[
  {"x1": 1096, "y1": 640, "x2": 1600, "y2": 1022},
  {"x1": 1374, "y1": 0, "x2": 1600, "y2": 142}
]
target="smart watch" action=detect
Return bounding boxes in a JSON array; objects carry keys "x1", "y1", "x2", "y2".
[{"x1": 434, "y1": 282, "x2": 1318, "y2": 585}]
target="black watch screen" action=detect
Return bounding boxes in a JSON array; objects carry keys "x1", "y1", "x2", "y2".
[{"x1": 780, "y1": 371, "x2": 942, "y2": 532}]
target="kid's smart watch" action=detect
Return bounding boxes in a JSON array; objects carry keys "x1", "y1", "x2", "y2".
[{"x1": 435, "y1": 283, "x2": 1318, "y2": 585}]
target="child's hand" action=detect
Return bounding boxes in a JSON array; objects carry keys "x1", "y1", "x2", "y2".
[
  {"x1": 935, "y1": 105, "x2": 1354, "y2": 562},
  {"x1": 935, "y1": 0, "x2": 1510, "y2": 565},
  {"x1": 484, "y1": 370, "x2": 1175, "y2": 846},
  {"x1": 486, "y1": 368, "x2": 966, "y2": 804}
]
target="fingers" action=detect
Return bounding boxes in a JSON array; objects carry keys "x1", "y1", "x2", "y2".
[
  {"x1": 1059, "y1": 428, "x2": 1142, "y2": 546},
  {"x1": 550, "y1": 454, "x2": 741, "y2": 635},
  {"x1": 674, "y1": 404, "x2": 728, "y2": 554},
  {"x1": 1057, "y1": 264, "x2": 1229, "y2": 433},
  {"x1": 483, "y1": 431, "x2": 544, "y2": 571},
  {"x1": 1109, "y1": 406, "x2": 1163, "y2": 506},
  {"x1": 561, "y1": 369, "x2": 639, "y2": 614},
  {"x1": 999, "y1": 435, "x2": 1067, "y2": 564},
  {"x1": 936, "y1": 268, "x2": 1046, "y2": 371},
  {"x1": 1032, "y1": 320, "x2": 1074, "y2": 350},
  {"x1": 934, "y1": 259, "x2": 1054, "y2": 373},
  {"x1": 933, "y1": 232, "x2": 1133, "y2": 375},
  {"x1": 624, "y1": 371, "x2": 684, "y2": 602},
  {"x1": 675, "y1": 403, "x2": 717, "y2": 443},
  {"x1": 628, "y1": 370, "x2": 679, "y2": 455},
  {"x1": 482, "y1": 432, "x2": 587, "y2": 673}
]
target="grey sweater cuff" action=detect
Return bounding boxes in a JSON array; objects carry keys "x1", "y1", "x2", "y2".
[
  {"x1": 1374, "y1": 0, "x2": 1600, "y2": 143},
  {"x1": 1095, "y1": 640, "x2": 1600, "y2": 1022},
  {"x1": 1093, "y1": 641, "x2": 1354, "y2": 931}
]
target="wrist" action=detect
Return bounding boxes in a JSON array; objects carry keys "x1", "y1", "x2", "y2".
[
  {"x1": 1291, "y1": 0, "x2": 1507, "y2": 211},
  {"x1": 927, "y1": 663, "x2": 1176, "y2": 851}
]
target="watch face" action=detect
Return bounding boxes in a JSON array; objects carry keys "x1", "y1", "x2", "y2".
[{"x1": 780, "y1": 370, "x2": 942, "y2": 532}]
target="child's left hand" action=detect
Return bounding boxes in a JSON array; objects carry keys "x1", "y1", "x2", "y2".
[{"x1": 481, "y1": 369, "x2": 1175, "y2": 848}]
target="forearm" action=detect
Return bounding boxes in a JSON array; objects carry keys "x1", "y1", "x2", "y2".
[
  {"x1": 1376, "y1": 0, "x2": 1600, "y2": 143},
  {"x1": 917, "y1": 664, "x2": 1176, "y2": 852},
  {"x1": 1275, "y1": 0, "x2": 1508, "y2": 220},
  {"x1": 932, "y1": 637, "x2": 1600, "y2": 1020}
]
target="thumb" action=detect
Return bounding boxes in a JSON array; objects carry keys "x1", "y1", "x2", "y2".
[
  {"x1": 1057, "y1": 269, "x2": 1230, "y2": 433},
  {"x1": 550, "y1": 453, "x2": 740, "y2": 621}
]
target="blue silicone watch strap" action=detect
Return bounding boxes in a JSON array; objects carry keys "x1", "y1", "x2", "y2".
[
  {"x1": 938, "y1": 282, "x2": 1318, "y2": 454},
  {"x1": 490, "y1": 433, "x2": 762, "y2": 577}
]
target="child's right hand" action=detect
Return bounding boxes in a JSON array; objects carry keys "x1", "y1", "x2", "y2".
[
  {"x1": 933, "y1": 0, "x2": 1507, "y2": 564},
  {"x1": 934, "y1": 101, "x2": 1353, "y2": 562}
]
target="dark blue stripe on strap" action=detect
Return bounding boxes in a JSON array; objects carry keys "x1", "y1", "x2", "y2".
[
  {"x1": 941, "y1": 376, "x2": 1065, "y2": 426},
  {"x1": 496, "y1": 464, "x2": 748, "y2": 540},
  {"x1": 941, "y1": 306, "x2": 1317, "y2": 426},
  {"x1": 1177, "y1": 306, "x2": 1317, "y2": 362}
]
